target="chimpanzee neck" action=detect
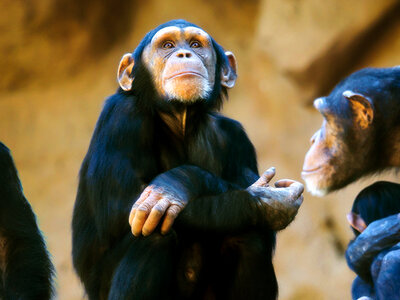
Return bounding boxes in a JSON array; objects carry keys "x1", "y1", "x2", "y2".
[
  {"x1": 159, "y1": 106, "x2": 187, "y2": 139},
  {"x1": 157, "y1": 100, "x2": 210, "y2": 139}
]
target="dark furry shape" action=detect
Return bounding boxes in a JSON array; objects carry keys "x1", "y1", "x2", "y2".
[
  {"x1": 72, "y1": 20, "x2": 277, "y2": 300},
  {"x1": 0, "y1": 142, "x2": 55, "y2": 299}
]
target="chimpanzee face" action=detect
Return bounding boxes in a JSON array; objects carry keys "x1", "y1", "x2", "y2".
[
  {"x1": 302, "y1": 90, "x2": 374, "y2": 196},
  {"x1": 117, "y1": 22, "x2": 237, "y2": 104},
  {"x1": 142, "y1": 26, "x2": 216, "y2": 102}
]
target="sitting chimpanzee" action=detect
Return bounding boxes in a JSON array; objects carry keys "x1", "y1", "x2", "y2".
[
  {"x1": 0, "y1": 142, "x2": 54, "y2": 299},
  {"x1": 302, "y1": 66, "x2": 400, "y2": 196},
  {"x1": 72, "y1": 19, "x2": 304, "y2": 300}
]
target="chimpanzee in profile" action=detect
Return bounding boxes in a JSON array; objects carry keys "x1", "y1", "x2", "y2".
[
  {"x1": 72, "y1": 19, "x2": 304, "y2": 300},
  {"x1": 302, "y1": 66, "x2": 400, "y2": 196},
  {"x1": 0, "y1": 142, "x2": 54, "y2": 299}
]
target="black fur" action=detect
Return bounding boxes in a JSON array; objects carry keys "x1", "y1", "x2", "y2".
[
  {"x1": 0, "y1": 142, "x2": 55, "y2": 299},
  {"x1": 72, "y1": 20, "x2": 277, "y2": 300}
]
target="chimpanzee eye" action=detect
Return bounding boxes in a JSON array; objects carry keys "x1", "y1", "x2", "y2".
[
  {"x1": 190, "y1": 41, "x2": 201, "y2": 48},
  {"x1": 162, "y1": 41, "x2": 175, "y2": 49}
]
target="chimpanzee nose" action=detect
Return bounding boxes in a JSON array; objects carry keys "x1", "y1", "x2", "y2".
[{"x1": 176, "y1": 50, "x2": 192, "y2": 58}]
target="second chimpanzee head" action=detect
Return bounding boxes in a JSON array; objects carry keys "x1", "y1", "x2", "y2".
[
  {"x1": 302, "y1": 67, "x2": 400, "y2": 196},
  {"x1": 117, "y1": 20, "x2": 237, "y2": 112}
]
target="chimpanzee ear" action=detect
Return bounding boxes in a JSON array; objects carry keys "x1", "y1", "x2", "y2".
[
  {"x1": 343, "y1": 90, "x2": 374, "y2": 129},
  {"x1": 346, "y1": 212, "x2": 367, "y2": 233},
  {"x1": 117, "y1": 53, "x2": 135, "y2": 91},
  {"x1": 221, "y1": 51, "x2": 237, "y2": 89}
]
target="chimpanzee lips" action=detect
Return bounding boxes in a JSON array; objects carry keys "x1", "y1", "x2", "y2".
[
  {"x1": 167, "y1": 71, "x2": 206, "y2": 80},
  {"x1": 301, "y1": 166, "x2": 323, "y2": 174}
]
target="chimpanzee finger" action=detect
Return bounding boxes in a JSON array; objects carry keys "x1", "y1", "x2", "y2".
[
  {"x1": 294, "y1": 195, "x2": 304, "y2": 208},
  {"x1": 264, "y1": 167, "x2": 276, "y2": 183},
  {"x1": 137, "y1": 186, "x2": 155, "y2": 205},
  {"x1": 131, "y1": 193, "x2": 161, "y2": 236},
  {"x1": 142, "y1": 198, "x2": 170, "y2": 236},
  {"x1": 160, "y1": 204, "x2": 181, "y2": 235},
  {"x1": 129, "y1": 187, "x2": 153, "y2": 225},
  {"x1": 274, "y1": 179, "x2": 296, "y2": 188},
  {"x1": 252, "y1": 167, "x2": 276, "y2": 187},
  {"x1": 276, "y1": 180, "x2": 304, "y2": 200}
]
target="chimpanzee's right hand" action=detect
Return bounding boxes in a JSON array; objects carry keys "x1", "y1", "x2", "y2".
[{"x1": 129, "y1": 184, "x2": 188, "y2": 237}]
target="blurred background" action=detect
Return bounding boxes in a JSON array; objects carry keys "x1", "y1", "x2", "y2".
[{"x1": 1, "y1": 0, "x2": 400, "y2": 299}]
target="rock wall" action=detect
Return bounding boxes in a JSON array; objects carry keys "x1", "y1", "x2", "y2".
[{"x1": 1, "y1": 1, "x2": 400, "y2": 299}]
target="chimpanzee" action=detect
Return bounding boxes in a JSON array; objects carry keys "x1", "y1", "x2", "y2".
[
  {"x1": 72, "y1": 19, "x2": 304, "y2": 300},
  {"x1": 0, "y1": 142, "x2": 54, "y2": 299},
  {"x1": 302, "y1": 66, "x2": 400, "y2": 196}
]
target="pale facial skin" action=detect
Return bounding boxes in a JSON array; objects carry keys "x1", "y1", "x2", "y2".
[
  {"x1": 301, "y1": 98, "x2": 343, "y2": 196},
  {"x1": 142, "y1": 26, "x2": 216, "y2": 102}
]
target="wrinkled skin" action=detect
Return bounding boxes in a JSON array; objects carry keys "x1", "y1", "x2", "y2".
[{"x1": 247, "y1": 169, "x2": 304, "y2": 231}]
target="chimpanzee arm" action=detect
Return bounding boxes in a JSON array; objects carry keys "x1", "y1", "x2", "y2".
[
  {"x1": 129, "y1": 119, "x2": 303, "y2": 236},
  {"x1": 73, "y1": 94, "x2": 156, "y2": 244},
  {"x1": 148, "y1": 166, "x2": 302, "y2": 234},
  {"x1": 152, "y1": 165, "x2": 268, "y2": 234},
  {"x1": 72, "y1": 95, "x2": 167, "y2": 296}
]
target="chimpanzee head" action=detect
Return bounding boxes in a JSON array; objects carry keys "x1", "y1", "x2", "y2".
[
  {"x1": 117, "y1": 20, "x2": 237, "y2": 112},
  {"x1": 302, "y1": 67, "x2": 400, "y2": 196}
]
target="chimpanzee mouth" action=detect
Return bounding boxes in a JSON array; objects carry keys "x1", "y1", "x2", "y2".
[
  {"x1": 168, "y1": 71, "x2": 206, "y2": 80},
  {"x1": 301, "y1": 166, "x2": 323, "y2": 175}
]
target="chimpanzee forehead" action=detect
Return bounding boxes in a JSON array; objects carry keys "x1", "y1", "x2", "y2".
[{"x1": 150, "y1": 26, "x2": 212, "y2": 44}]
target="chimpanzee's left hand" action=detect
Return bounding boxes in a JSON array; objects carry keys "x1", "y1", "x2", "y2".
[{"x1": 247, "y1": 168, "x2": 304, "y2": 231}]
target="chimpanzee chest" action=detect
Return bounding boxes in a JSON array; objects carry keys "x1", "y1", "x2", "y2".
[{"x1": 157, "y1": 118, "x2": 228, "y2": 177}]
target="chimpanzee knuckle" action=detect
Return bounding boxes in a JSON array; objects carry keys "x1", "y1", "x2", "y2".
[
  {"x1": 167, "y1": 205, "x2": 181, "y2": 218},
  {"x1": 152, "y1": 185, "x2": 164, "y2": 193},
  {"x1": 153, "y1": 203, "x2": 167, "y2": 214},
  {"x1": 159, "y1": 193, "x2": 173, "y2": 203},
  {"x1": 137, "y1": 190, "x2": 151, "y2": 203},
  {"x1": 135, "y1": 194, "x2": 145, "y2": 204},
  {"x1": 171, "y1": 198, "x2": 185, "y2": 206},
  {"x1": 138, "y1": 202, "x2": 153, "y2": 213}
]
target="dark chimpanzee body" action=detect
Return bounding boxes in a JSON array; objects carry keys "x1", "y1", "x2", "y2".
[
  {"x1": 0, "y1": 142, "x2": 54, "y2": 299},
  {"x1": 302, "y1": 66, "x2": 400, "y2": 196},
  {"x1": 72, "y1": 20, "x2": 303, "y2": 300}
]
